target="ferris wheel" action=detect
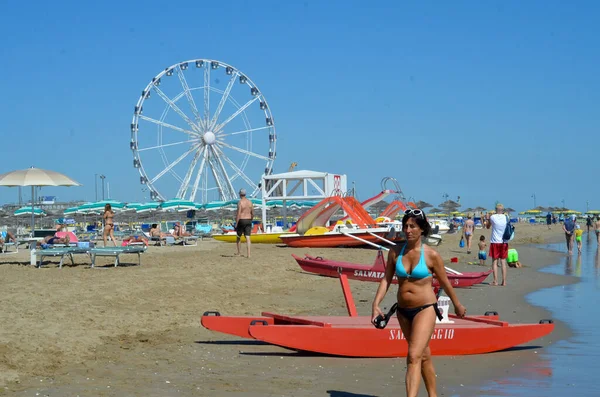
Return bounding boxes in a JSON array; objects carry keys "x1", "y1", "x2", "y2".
[{"x1": 130, "y1": 59, "x2": 277, "y2": 203}]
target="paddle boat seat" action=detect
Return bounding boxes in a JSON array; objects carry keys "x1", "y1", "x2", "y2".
[{"x1": 89, "y1": 246, "x2": 146, "y2": 268}]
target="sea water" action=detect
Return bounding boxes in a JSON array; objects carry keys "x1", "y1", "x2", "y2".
[{"x1": 467, "y1": 234, "x2": 600, "y2": 396}]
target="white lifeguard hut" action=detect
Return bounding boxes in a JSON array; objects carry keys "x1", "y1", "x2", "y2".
[{"x1": 260, "y1": 170, "x2": 347, "y2": 227}]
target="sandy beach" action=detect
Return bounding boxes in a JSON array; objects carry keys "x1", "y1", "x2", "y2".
[{"x1": 0, "y1": 223, "x2": 577, "y2": 396}]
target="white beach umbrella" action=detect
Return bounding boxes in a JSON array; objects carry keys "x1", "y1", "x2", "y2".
[{"x1": 0, "y1": 167, "x2": 81, "y2": 234}]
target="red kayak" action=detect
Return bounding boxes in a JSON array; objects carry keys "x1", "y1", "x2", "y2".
[{"x1": 292, "y1": 251, "x2": 492, "y2": 288}]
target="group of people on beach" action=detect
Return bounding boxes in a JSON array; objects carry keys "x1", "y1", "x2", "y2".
[
  {"x1": 100, "y1": 203, "x2": 193, "y2": 247},
  {"x1": 562, "y1": 214, "x2": 600, "y2": 255},
  {"x1": 461, "y1": 204, "x2": 521, "y2": 286}
]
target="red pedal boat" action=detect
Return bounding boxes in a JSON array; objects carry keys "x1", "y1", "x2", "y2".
[
  {"x1": 200, "y1": 274, "x2": 554, "y2": 358},
  {"x1": 201, "y1": 311, "x2": 554, "y2": 357},
  {"x1": 292, "y1": 251, "x2": 492, "y2": 288}
]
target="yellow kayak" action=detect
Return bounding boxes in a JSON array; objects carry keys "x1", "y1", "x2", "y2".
[{"x1": 212, "y1": 232, "x2": 291, "y2": 244}]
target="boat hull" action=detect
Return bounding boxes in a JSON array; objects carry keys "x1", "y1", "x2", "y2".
[
  {"x1": 292, "y1": 254, "x2": 492, "y2": 288},
  {"x1": 280, "y1": 232, "x2": 390, "y2": 248},
  {"x1": 201, "y1": 312, "x2": 554, "y2": 357},
  {"x1": 213, "y1": 233, "x2": 290, "y2": 244}
]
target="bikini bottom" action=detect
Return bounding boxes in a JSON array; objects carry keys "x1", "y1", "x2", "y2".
[{"x1": 397, "y1": 303, "x2": 443, "y2": 322}]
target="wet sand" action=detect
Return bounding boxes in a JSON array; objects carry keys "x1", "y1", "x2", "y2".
[{"x1": 0, "y1": 223, "x2": 575, "y2": 396}]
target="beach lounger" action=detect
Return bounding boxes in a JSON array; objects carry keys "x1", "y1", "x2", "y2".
[
  {"x1": 178, "y1": 235, "x2": 198, "y2": 246},
  {"x1": 1, "y1": 231, "x2": 19, "y2": 254},
  {"x1": 89, "y1": 246, "x2": 146, "y2": 268},
  {"x1": 36, "y1": 247, "x2": 91, "y2": 269},
  {"x1": 166, "y1": 235, "x2": 198, "y2": 246}
]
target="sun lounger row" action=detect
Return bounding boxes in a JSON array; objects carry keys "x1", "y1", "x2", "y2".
[{"x1": 35, "y1": 246, "x2": 146, "y2": 269}]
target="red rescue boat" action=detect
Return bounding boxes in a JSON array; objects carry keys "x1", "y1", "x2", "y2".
[
  {"x1": 292, "y1": 251, "x2": 492, "y2": 288},
  {"x1": 200, "y1": 275, "x2": 554, "y2": 358},
  {"x1": 280, "y1": 230, "x2": 392, "y2": 248},
  {"x1": 249, "y1": 314, "x2": 554, "y2": 357}
]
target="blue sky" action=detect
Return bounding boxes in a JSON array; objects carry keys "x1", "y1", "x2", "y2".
[{"x1": 1, "y1": 1, "x2": 598, "y2": 212}]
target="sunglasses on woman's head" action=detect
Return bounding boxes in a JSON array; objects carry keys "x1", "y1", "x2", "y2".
[{"x1": 404, "y1": 209, "x2": 424, "y2": 217}]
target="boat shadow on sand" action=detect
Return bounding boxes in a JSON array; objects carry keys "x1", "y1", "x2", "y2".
[
  {"x1": 195, "y1": 339, "x2": 269, "y2": 346},
  {"x1": 201, "y1": 343, "x2": 544, "y2": 358},
  {"x1": 327, "y1": 391, "x2": 377, "y2": 397}
]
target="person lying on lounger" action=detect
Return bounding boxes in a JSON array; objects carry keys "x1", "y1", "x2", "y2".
[
  {"x1": 173, "y1": 223, "x2": 192, "y2": 237},
  {"x1": 36, "y1": 233, "x2": 71, "y2": 248},
  {"x1": 149, "y1": 224, "x2": 171, "y2": 246},
  {"x1": 122, "y1": 235, "x2": 148, "y2": 246}
]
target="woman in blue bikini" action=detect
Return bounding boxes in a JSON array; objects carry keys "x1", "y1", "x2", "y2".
[{"x1": 371, "y1": 209, "x2": 466, "y2": 397}]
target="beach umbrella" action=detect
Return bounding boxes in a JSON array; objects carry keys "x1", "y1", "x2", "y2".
[
  {"x1": 291, "y1": 200, "x2": 319, "y2": 208},
  {"x1": 63, "y1": 206, "x2": 81, "y2": 215},
  {"x1": 439, "y1": 200, "x2": 460, "y2": 209},
  {"x1": 414, "y1": 200, "x2": 433, "y2": 209},
  {"x1": 124, "y1": 202, "x2": 143, "y2": 212},
  {"x1": 504, "y1": 207, "x2": 516, "y2": 213},
  {"x1": 78, "y1": 200, "x2": 125, "y2": 214},
  {"x1": 14, "y1": 206, "x2": 47, "y2": 217},
  {"x1": 160, "y1": 199, "x2": 196, "y2": 212},
  {"x1": 523, "y1": 209, "x2": 542, "y2": 215},
  {"x1": 0, "y1": 167, "x2": 80, "y2": 233},
  {"x1": 204, "y1": 201, "x2": 228, "y2": 211},
  {"x1": 428, "y1": 212, "x2": 448, "y2": 217},
  {"x1": 136, "y1": 202, "x2": 160, "y2": 213},
  {"x1": 472, "y1": 206, "x2": 487, "y2": 212},
  {"x1": 564, "y1": 210, "x2": 581, "y2": 215},
  {"x1": 587, "y1": 210, "x2": 600, "y2": 215}
]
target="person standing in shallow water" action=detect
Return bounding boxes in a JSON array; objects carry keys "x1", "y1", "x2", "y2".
[
  {"x1": 235, "y1": 188, "x2": 254, "y2": 258},
  {"x1": 563, "y1": 215, "x2": 576, "y2": 254},
  {"x1": 371, "y1": 209, "x2": 466, "y2": 397}
]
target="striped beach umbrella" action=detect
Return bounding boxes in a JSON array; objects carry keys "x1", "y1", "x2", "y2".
[
  {"x1": 78, "y1": 200, "x2": 126, "y2": 214},
  {"x1": 204, "y1": 201, "x2": 228, "y2": 211},
  {"x1": 14, "y1": 206, "x2": 47, "y2": 217},
  {"x1": 63, "y1": 206, "x2": 81, "y2": 215},
  {"x1": 159, "y1": 199, "x2": 197, "y2": 212},
  {"x1": 124, "y1": 202, "x2": 143, "y2": 212},
  {"x1": 136, "y1": 202, "x2": 160, "y2": 213}
]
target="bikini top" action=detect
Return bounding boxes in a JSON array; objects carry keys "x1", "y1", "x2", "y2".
[{"x1": 395, "y1": 244, "x2": 432, "y2": 279}]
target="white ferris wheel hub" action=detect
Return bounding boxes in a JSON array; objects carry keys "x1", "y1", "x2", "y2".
[{"x1": 202, "y1": 131, "x2": 216, "y2": 145}]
